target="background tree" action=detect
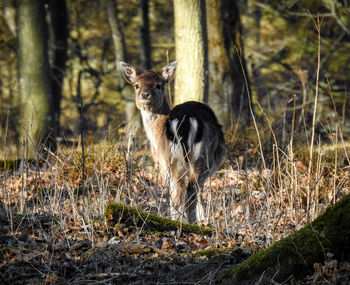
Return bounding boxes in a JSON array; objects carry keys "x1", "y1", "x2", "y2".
[
  {"x1": 0, "y1": 3, "x2": 18, "y2": 158},
  {"x1": 221, "y1": 0, "x2": 252, "y2": 124},
  {"x1": 242, "y1": 0, "x2": 349, "y2": 143},
  {"x1": 0, "y1": 0, "x2": 349, "y2": 160},
  {"x1": 105, "y1": 0, "x2": 128, "y2": 78},
  {"x1": 139, "y1": 0, "x2": 151, "y2": 70},
  {"x1": 105, "y1": 0, "x2": 140, "y2": 155},
  {"x1": 173, "y1": 0, "x2": 208, "y2": 105},
  {"x1": 50, "y1": 0, "x2": 68, "y2": 138},
  {"x1": 206, "y1": 0, "x2": 233, "y2": 126},
  {"x1": 17, "y1": 0, "x2": 54, "y2": 158}
]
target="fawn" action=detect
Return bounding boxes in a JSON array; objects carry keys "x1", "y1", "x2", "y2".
[{"x1": 120, "y1": 61, "x2": 226, "y2": 224}]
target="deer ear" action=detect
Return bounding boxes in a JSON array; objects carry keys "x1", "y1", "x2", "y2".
[
  {"x1": 161, "y1": 61, "x2": 177, "y2": 83},
  {"x1": 119, "y1": 62, "x2": 137, "y2": 84}
]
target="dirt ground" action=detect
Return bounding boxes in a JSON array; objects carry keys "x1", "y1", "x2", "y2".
[{"x1": 0, "y1": 210, "x2": 250, "y2": 284}]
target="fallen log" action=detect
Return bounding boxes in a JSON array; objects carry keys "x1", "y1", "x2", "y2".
[
  {"x1": 104, "y1": 202, "x2": 214, "y2": 235},
  {"x1": 220, "y1": 194, "x2": 350, "y2": 284}
]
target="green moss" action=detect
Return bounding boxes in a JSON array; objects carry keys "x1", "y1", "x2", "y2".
[
  {"x1": 88, "y1": 219, "x2": 106, "y2": 226},
  {"x1": 222, "y1": 194, "x2": 350, "y2": 283},
  {"x1": 104, "y1": 202, "x2": 214, "y2": 235},
  {"x1": 1, "y1": 246, "x2": 19, "y2": 253},
  {"x1": 192, "y1": 248, "x2": 237, "y2": 259},
  {"x1": 113, "y1": 223, "x2": 123, "y2": 229}
]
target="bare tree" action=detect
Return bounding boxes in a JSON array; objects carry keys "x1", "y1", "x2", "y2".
[
  {"x1": 173, "y1": 0, "x2": 208, "y2": 105},
  {"x1": 105, "y1": 0, "x2": 136, "y2": 122},
  {"x1": 17, "y1": 0, "x2": 54, "y2": 157},
  {"x1": 139, "y1": 0, "x2": 151, "y2": 70},
  {"x1": 50, "y1": 0, "x2": 68, "y2": 138},
  {"x1": 221, "y1": 0, "x2": 252, "y2": 124},
  {"x1": 206, "y1": 0, "x2": 233, "y2": 126},
  {"x1": 105, "y1": 0, "x2": 140, "y2": 157},
  {"x1": 105, "y1": 0, "x2": 128, "y2": 79}
]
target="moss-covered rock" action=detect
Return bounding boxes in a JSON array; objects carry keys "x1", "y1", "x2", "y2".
[
  {"x1": 191, "y1": 247, "x2": 243, "y2": 259},
  {"x1": 104, "y1": 202, "x2": 214, "y2": 235},
  {"x1": 221, "y1": 194, "x2": 350, "y2": 284}
]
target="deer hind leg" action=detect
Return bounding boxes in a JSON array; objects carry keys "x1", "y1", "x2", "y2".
[
  {"x1": 186, "y1": 169, "x2": 209, "y2": 224},
  {"x1": 168, "y1": 170, "x2": 187, "y2": 222},
  {"x1": 192, "y1": 141, "x2": 226, "y2": 223},
  {"x1": 186, "y1": 182, "x2": 198, "y2": 224}
]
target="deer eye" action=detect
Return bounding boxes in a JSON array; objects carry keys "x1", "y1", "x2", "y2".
[
  {"x1": 156, "y1": 84, "x2": 162, "y2": 89},
  {"x1": 135, "y1": 84, "x2": 139, "y2": 89}
]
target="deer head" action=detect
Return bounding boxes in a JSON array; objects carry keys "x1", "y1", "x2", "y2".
[{"x1": 119, "y1": 61, "x2": 177, "y2": 113}]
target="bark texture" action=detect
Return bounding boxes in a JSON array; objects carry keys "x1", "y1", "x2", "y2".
[
  {"x1": 206, "y1": 0, "x2": 233, "y2": 126},
  {"x1": 17, "y1": 0, "x2": 54, "y2": 157},
  {"x1": 139, "y1": 0, "x2": 151, "y2": 70},
  {"x1": 174, "y1": 0, "x2": 208, "y2": 105},
  {"x1": 50, "y1": 0, "x2": 68, "y2": 138},
  {"x1": 105, "y1": 0, "x2": 138, "y2": 131},
  {"x1": 105, "y1": 0, "x2": 128, "y2": 81},
  {"x1": 221, "y1": 0, "x2": 252, "y2": 124}
]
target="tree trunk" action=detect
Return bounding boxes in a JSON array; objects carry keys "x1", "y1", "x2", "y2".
[
  {"x1": 50, "y1": 0, "x2": 68, "y2": 138},
  {"x1": 105, "y1": 0, "x2": 128, "y2": 84},
  {"x1": 221, "y1": 0, "x2": 252, "y2": 124},
  {"x1": 139, "y1": 0, "x2": 151, "y2": 70},
  {"x1": 221, "y1": 194, "x2": 350, "y2": 284},
  {"x1": 105, "y1": 0, "x2": 136, "y2": 116},
  {"x1": 17, "y1": 0, "x2": 54, "y2": 158},
  {"x1": 174, "y1": 0, "x2": 208, "y2": 105},
  {"x1": 206, "y1": 0, "x2": 233, "y2": 127},
  {"x1": 105, "y1": 0, "x2": 139, "y2": 158}
]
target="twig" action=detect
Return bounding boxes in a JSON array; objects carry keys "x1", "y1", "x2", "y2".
[
  {"x1": 234, "y1": 45, "x2": 266, "y2": 170},
  {"x1": 166, "y1": 50, "x2": 173, "y2": 107},
  {"x1": 79, "y1": 97, "x2": 86, "y2": 218},
  {"x1": 307, "y1": 15, "x2": 322, "y2": 222}
]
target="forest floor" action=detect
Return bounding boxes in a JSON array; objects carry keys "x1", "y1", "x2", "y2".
[
  {"x1": 0, "y1": 209, "x2": 250, "y2": 284},
  {"x1": 0, "y1": 137, "x2": 349, "y2": 284}
]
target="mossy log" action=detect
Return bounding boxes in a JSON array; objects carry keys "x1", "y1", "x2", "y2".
[
  {"x1": 104, "y1": 202, "x2": 214, "y2": 235},
  {"x1": 221, "y1": 194, "x2": 350, "y2": 284}
]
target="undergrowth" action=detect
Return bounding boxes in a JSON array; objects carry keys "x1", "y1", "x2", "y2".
[{"x1": 1, "y1": 123, "x2": 349, "y2": 252}]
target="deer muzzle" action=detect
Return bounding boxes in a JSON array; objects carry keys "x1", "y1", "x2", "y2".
[{"x1": 140, "y1": 92, "x2": 151, "y2": 104}]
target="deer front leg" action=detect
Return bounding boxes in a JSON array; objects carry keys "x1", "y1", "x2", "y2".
[{"x1": 169, "y1": 176, "x2": 187, "y2": 222}]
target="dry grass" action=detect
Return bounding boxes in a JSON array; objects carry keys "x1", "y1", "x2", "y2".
[
  {"x1": 1, "y1": 110, "x2": 349, "y2": 284},
  {"x1": 1, "y1": 126, "x2": 349, "y2": 252}
]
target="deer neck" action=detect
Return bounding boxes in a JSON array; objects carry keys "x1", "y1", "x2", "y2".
[{"x1": 140, "y1": 99, "x2": 170, "y2": 151}]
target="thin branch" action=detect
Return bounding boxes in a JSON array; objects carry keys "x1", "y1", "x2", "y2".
[
  {"x1": 234, "y1": 45, "x2": 266, "y2": 169},
  {"x1": 307, "y1": 15, "x2": 322, "y2": 222},
  {"x1": 328, "y1": 0, "x2": 350, "y2": 35}
]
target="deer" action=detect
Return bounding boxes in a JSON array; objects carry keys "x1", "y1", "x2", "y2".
[{"x1": 119, "y1": 61, "x2": 226, "y2": 224}]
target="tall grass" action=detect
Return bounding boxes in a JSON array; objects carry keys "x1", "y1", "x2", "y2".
[{"x1": 1, "y1": 116, "x2": 349, "y2": 250}]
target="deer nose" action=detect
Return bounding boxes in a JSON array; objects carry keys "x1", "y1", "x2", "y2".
[{"x1": 141, "y1": 92, "x2": 151, "y2": 99}]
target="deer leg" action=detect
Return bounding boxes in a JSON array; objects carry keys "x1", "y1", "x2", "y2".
[
  {"x1": 186, "y1": 182, "x2": 197, "y2": 224},
  {"x1": 185, "y1": 170, "x2": 207, "y2": 224},
  {"x1": 169, "y1": 175, "x2": 187, "y2": 222},
  {"x1": 187, "y1": 168, "x2": 211, "y2": 224}
]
